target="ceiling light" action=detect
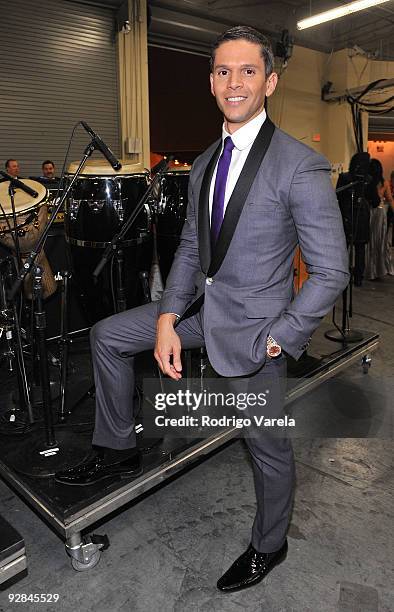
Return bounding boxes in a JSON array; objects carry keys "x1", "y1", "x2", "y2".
[{"x1": 297, "y1": 0, "x2": 391, "y2": 30}]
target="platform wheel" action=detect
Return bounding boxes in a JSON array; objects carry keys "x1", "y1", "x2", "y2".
[
  {"x1": 66, "y1": 532, "x2": 109, "y2": 572},
  {"x1": 362, "y1": 354, "x2": 372, "y2": 374},
  {"x1": 71, "y1": 549, "x2": 101, "y2": 572}
]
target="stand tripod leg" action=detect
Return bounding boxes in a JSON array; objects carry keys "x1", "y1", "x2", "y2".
[
  {"x1": 115, "y1": 247, "x2": 127, "y2": 313},
  {"x1": 2, "y1": 258, "x2": 34, "y2": 422},
  {"x1": 59, "y1": 271, "x2": 71, "y2": 422},
  {"x1": 33, "y1": 265, "x2": 56, "y2": 447},
  {"x1": 12, "y1": 300, "x2": 34, "y2": 423}
]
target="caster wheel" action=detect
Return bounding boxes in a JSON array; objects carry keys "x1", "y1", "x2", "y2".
[
  {"x1": 362, "y1": 354, "x2": 372, "y2": 374},
  {"x1": 71, "y1": 549, "x2": 101, "y2": 572}
]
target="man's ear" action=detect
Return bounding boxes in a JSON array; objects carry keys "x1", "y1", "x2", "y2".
[
  {"x1": 266, "y1": 72, "x2": 278, "y2": 98},
  {"x1": 210, "y1": 73, "x2": 215, "y2": 97}
]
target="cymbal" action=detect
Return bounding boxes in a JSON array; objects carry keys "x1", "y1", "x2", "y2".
[{"x1": 0, "y1": 179, "x2": 47, "y2": 216}]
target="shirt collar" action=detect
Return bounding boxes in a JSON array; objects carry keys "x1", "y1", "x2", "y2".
[{"x1": 222, "y1": 109, "x2": 266, "y2": 151}]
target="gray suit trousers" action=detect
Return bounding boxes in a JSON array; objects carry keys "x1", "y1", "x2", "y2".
[{"x1": 90, "y1": 301, "x2": 295, "y2": 553}]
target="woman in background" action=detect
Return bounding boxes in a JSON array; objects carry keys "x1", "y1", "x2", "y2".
[{"x1": 365, "y1": 159, "x2": 394, "y2": 280}]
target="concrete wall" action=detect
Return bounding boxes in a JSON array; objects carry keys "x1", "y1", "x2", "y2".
[{"x1": 268, "y1": 45, "x2": 394, "y2": 181}]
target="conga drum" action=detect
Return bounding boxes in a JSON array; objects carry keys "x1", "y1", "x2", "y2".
[
  {"x1": 155, "y1": 166, "x2": 191, "y2": 282},
  {"x1": 64, "y1": 160, "x2": 153, "y2": 324},
  {"x1": 0, "y1": 179, "x2": 56, "y2": 299}
]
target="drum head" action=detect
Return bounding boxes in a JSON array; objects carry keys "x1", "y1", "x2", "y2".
[
  {"x1": 167, "y1": 164, "x2": 191, "y2": 173},
  {"x1": 67, "y1": 159, "x2": 146, "y2": 176},
  {"x1": 0, "y1": 179, "x2": 47, "y2": 216}
]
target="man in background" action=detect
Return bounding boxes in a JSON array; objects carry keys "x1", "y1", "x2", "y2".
[{"x1": 4, "y1": 159, "x2": 20, "y2": 178}]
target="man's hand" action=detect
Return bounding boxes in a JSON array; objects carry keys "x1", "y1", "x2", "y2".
[{"x1": 154, "y1": 314, "x2": 182, "y2": 380}]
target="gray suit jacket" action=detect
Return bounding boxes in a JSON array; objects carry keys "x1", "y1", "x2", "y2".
[{"x1": 160, "y1": 121, "x2": 349, "y2": 377}]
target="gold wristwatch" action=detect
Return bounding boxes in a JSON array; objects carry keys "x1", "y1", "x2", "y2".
[{"x1": 267, "y1": 335, "x2": 282, "y2": 358}]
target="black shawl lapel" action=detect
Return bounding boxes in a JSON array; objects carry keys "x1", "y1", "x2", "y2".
[
  {"x1": 198, "y1": 141, "x2": 221, "y2": 274},
  {"x1": 208, "y1": 117, "x2": 275, "y2": 277}
]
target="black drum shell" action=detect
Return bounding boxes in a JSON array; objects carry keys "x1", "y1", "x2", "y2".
[
  {"x1": 65, "y1": 173, "x2": 151, "y2": 245},
  {"x1": 156, "y1": 170, "x2": 189, "y2": 282},
  {"x1": 156, "y1": 170, "x2": 189, "y2": 238}
]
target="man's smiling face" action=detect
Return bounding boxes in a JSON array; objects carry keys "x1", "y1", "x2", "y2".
[{"x1": 210, "y1": 39, "x2": 277, "y2": 134}]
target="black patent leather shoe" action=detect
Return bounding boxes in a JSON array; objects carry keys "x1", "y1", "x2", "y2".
[
  {"x1": 54, "y1": 451, "x2": 143, "y2": 486},
  {"x1": 217, "y1": 540, "x2": 288, "y2": 592}
]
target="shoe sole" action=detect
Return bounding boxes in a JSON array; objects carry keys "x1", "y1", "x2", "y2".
[
  {"x1": 54, "y1": 467, "x2": 143, "y2": 486},
  {"x1": 217, "y1": 549, "x2": 287, "y2": 593}
]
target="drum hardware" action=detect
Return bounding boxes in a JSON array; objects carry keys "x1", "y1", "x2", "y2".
[
  {"x1": 114, "y1": 246, "x2": 127, "y2": 313},
  {"x1": 0, "y1": 257, "x2": 34, "y2": 426},
  {"x1": 325, "y1": 178, "x2": 366, "y2": 344},
  {"x1": 10, "y1": 263, "x2": 88, "y2": 477},
  {"x1": 139, "y1": 270, "x2": 152, "y2": 304}
]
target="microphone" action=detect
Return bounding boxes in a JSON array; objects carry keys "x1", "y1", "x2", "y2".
[
  {"x1": 81, "y1": 121, "x2": 122, "y2": 171},
  {"x1": 0, "y1": 171, "x2": 38, "y2": 198}
]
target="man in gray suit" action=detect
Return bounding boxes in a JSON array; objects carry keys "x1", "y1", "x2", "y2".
[{"x1": 56, "y1": 26, "x2": 349, "y2": 592}]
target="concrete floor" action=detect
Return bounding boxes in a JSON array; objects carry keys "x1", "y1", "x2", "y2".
[{"x1": 0, "y1": 275, "x2": 393, "y2": 612}]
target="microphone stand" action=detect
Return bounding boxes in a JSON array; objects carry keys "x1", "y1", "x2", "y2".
[
  {"x1": 325, "y1": 178, "x2": 365, "y2": 344},
  {"x1": 0, "y1": 257, "x2": 33, "y2": 426},
  {"x1": 1, "y1": 177, "x2": 39, "y2": 424},
  {"x1": 8, "y1": 180, "x2": 23, "y2": 270},
  {"x1": 9, "y1": 139, "x2": 102, "y2": 476}
]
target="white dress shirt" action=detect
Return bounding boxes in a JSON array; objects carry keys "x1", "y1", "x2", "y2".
[{"x1": 209, "y1": 109, "x2": 267, "y2": 219}]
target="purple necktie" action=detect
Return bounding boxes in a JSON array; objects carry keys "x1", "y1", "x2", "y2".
[{"x1": 211, "y1": 136, "x2": 235, "y2": 243}]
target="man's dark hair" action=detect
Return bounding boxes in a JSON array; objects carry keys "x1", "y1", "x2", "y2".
[
  {"x1": 5, "y1": 158, "x2": 16, "y2": 169},
  {"x1": 42, "y1": 159, "x2": 55, "y2": 169},
  {"x1": 210, "y1": 25, "x2": 274, "y2": 78}
]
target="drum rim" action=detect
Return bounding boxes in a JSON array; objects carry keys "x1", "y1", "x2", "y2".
[
  {"x1": 162, "y1": 169, "x2": 191, "y2": 175},
  {"x1": 65, "y1": 172, "x2": 149, "y2": 179},
  {"x1": 0, "y1": 179, "x2": 47, "y2": 217},
  {"x1": 0, "y1": 200, "x2": 42, "y2": 219},
  {"x1": 66, "y1": 233, "x2": 151, "y2": 248}
]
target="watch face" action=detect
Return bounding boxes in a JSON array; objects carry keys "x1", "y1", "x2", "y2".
[{"x1": 268, "y1": 345, "x2": 282, "y2": 358}]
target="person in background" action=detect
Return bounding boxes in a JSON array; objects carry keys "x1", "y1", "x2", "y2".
[
  {"x1": 389, "y1": 170, "x2": 394, "y2": 250},
  {"x1": 34, "y1": 160, "x2": 60, "y2": 189},
  {"x1": 336, "y1": 153, "x2": 371, "y2": 287},
  {"x1": 365, "y1": 159, "x2": 394, "y2": 279},
  {"x1": 41, "y1": 160, "x2": 57, "y2": 180},
  {"x1": 4, "y1": 159, "x2": 20, "y2": 178}
]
